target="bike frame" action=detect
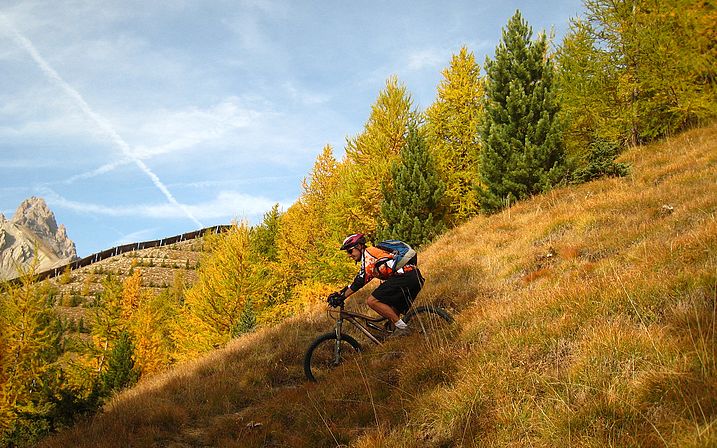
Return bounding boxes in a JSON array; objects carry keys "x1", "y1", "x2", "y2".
[
  {"x1": 332, "y1": 304, "x2": 390, "y2": 348},
  {"x1": 307, "y1": 301, "x2": 454, "y2": 381}
]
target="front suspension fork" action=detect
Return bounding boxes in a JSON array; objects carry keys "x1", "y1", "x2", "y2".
[{"x1": 333, "y1": 316, "x2": 343, "y2": 365}]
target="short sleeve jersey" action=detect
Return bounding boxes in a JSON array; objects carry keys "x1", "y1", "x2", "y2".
[{"x1": 348, "y1": 246, "x2": 397, "y2": 292}]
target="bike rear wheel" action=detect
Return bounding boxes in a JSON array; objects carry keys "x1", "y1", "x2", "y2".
[
  {"x1": 304, "y1": 332, "x2": 362, "y2": 382},
  {"x1": 403, "y1": 305, "x2": 454, "y2": 336}
]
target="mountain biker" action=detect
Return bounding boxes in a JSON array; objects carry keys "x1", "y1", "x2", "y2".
[{"x1": 329, "y1": 233, "x2": 423, "y2": 336}]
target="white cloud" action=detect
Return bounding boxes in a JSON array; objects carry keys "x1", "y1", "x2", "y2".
[
  {"x1": 0, "y1": 84, "x2": 97, "y2": 138},
  {"x1": 238, "y1": 0, "x2": 288, "y2": 16},
  {"x1": 227, "y1": 0, "x2": 290, "y2": 53},
  {"x1": 406, "y1": 48, "x2": 446, "y2": 71},
  {"x1": 186, "y1": 191, "x2": 287, "y2": 219},
  {"x1": 225, "y1": 10, "x2": 273, "y2": 56},
  {"x1": 60, "y1": 159, "x2": 133, "y2": 184},
  {"x1": 171, "y1": 175, "x2": 301, "y2": 189},
  {"x1": 128, "y1": 96, "x2": 270, "y2": 158},
  {"x1": 43, "y1": 189, "x2": 287, "y2": 221},
  {"x1": 48, "y1": 96, "x2": 280, "y2": 184},
  {"x1": 3, "y1": 17, "x2": 204, "y2": 228}
]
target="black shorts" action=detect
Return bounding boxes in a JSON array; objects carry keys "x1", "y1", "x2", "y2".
[{"x1": 372, "y1": 268, "x2": 424, "y2": 315}]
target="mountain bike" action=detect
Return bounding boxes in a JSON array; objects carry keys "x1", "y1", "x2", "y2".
[{"x1": 303, "y1": 301, "x2": 454, "y2": 382}]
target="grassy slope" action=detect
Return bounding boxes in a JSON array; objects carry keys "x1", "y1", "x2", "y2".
[{"x1": 41, "y1": 124, "x2": 717, "y2": 447}]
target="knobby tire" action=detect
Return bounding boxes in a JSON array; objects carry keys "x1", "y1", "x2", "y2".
[{"x1": 304, "y1": 332, "x2": 362, "y2": 382}]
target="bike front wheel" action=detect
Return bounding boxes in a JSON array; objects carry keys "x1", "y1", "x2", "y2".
[{"x1": 304, "y1": 332, "x2": 362, "y2": 382}]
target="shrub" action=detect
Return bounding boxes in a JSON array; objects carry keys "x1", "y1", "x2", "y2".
[{"x1": 571, "y1": 139, "x2": 630, "y2": 183}]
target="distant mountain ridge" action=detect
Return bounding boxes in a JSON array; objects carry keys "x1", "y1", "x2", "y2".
[{"x1": 0, "y1": 197, "x2": 77, "y2": 281}]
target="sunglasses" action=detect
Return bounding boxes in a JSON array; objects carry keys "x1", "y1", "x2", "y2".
[{"x1": 346, "y1": 247, "x2": 356, "y2": 254}]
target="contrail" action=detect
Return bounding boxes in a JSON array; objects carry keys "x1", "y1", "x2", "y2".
[{"x1": 1, "y1": 14, "x2": 204, "y2": 229}]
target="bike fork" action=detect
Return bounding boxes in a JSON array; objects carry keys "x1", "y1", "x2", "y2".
[{"x1": 333, "y1": 317, "x2": 343, "y2": 365}]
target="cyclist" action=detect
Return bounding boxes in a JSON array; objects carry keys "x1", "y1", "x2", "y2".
[{"x1": 329, "y1": 233, "x2": 423, "y2": 336}]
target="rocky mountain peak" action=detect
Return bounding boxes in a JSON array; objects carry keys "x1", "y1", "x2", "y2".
[
  {"x1": 0, "y1": 197, "x2": 77, "y2": 280},
  {"x1": 13, "y1": 196, "x2": 56, "y2": 229},
  {"x1": 10, "y1": 197, "x2": 76, "y2": 259}
]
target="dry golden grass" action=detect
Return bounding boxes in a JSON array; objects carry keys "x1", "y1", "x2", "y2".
[{"x1": 40, "y1": 123, "x2": 717, "y2": 447}]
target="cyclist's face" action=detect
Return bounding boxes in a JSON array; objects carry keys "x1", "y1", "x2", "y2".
[{"x1": 346, "y1": 246, "x2": 362, "y2": 261}]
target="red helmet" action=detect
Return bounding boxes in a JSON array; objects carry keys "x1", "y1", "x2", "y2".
[{"x1": 340, "y1": 233, "x2": 366, "y2": 251}]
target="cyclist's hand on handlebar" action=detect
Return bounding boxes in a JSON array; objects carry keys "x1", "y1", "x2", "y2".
[{"x1": 327, "y1": 291, "x2": 345, "y2": 307}]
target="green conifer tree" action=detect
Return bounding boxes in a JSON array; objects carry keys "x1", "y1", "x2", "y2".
[
  {"x1": 426, "y1": 46, "x2": 484, "y2": 226},
  {"x1": 97, "y1": 331, "x2": 139, "y2": 397},
  {"x1": 250, "y1": 203, "x2": 282, "y2": 262},
  {"x1": 233, "y1": 298, "x2": 257, "y2": 336},
  {"x1": 479, "y1": 10, "x2": 565, "y2": 213},
  {"x1": 377, "y1": 124, "x2": 445, "y2": 248}
]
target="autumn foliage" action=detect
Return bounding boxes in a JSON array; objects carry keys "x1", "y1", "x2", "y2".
[{"x1": 1, "y1": 2, "x2": 715, "y2": 445}]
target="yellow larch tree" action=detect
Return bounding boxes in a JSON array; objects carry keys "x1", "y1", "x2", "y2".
[
  {"x1": 90, "y1": 275, "x2": 125, "y2": 375},
  {"x1": 333, "y1": 76, "x2": 418, "y2": 236},
  {"x1": 274, "y1": 144, "x2": 352, "y2": 310},
  {"x1": 425, "y1": 46, "x2": 484, "y2": 226},
  {"x1": 121, "y1": 269, "x2": 143, "y2": 321},
  {"x1": 182, "y1": 223, "x2": 268, "y2": 344},
  {"x1": 130, "y1": 293, "x2": 173, "y2": 377},
  {"x1": 117, "y1": 270, "x2": 174, "y2": 377},
  {"x1": 0, "y1": 269, "x2": 62, "y2": 439}
]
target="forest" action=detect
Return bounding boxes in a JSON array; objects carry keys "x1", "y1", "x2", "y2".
[{"x1": 1, "y1": 1, "x2": 715, "y2": 446}]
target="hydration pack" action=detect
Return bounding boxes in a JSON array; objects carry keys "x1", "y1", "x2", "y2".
[{"x1": 375, "y1": 239, "x2": 417, "y2": 270}]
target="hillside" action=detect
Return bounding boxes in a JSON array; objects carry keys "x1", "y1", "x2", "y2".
[
  {"x1": 40, "y1": 124, "x2": 717, "y2": 447},
  {"x1": 47, "y1": 237, "x2": 206, "y2": 328}
]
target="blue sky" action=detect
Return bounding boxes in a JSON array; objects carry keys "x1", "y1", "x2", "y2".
[{"x1": 1, "y1": 0, "x2": 584, "y2": 257}]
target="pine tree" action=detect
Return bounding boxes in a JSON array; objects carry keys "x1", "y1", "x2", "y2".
[
  {"x1": 570, "y1": 138, "x2": 630, "y2": 183},
  {"x1": 58, "y1": 265, "x2": 72, "y2": 285},
  {"x1": 426, "y1": 46, "x2": 484, "y2": 226},
  {"x1": 345, "y1": 76, "x2": 416, "y2": 164},
  {"x1": 169, "y1": 270, "x2": 186, "y2": 305},
  {"x1": 250, "y1": 204, "x2": 282, "y2": 262},
  {"x1": 130, "y1": 292, "x2": 174, "y2": 377},
  {"x1": 377, "y1": 124, "x2": 445, "y2": 248},
  {"x1": 170, "y1": 307, "x2": 220, "y2": 362},
  {"x1": 96, "y1": 331, "x2": 139, "y2": 397},
  {"x1": 479, "y1": 10, "x2": 565, "y2": 213},
  {"x1": 302, "y1": 145, "x2": 340, "y2": 212},
  {"x1": 233, "y1": 298, "x2": 257, "y2": 336},
  {"x1": 298, "y1": 145, "x2": 352, "y2": 284},
  {"x1": 265, "y1": 144, "x2": 348, "y2": 315},
  {"x1": 276, "y1": 202, "x2": 314, "y2": 282}
]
